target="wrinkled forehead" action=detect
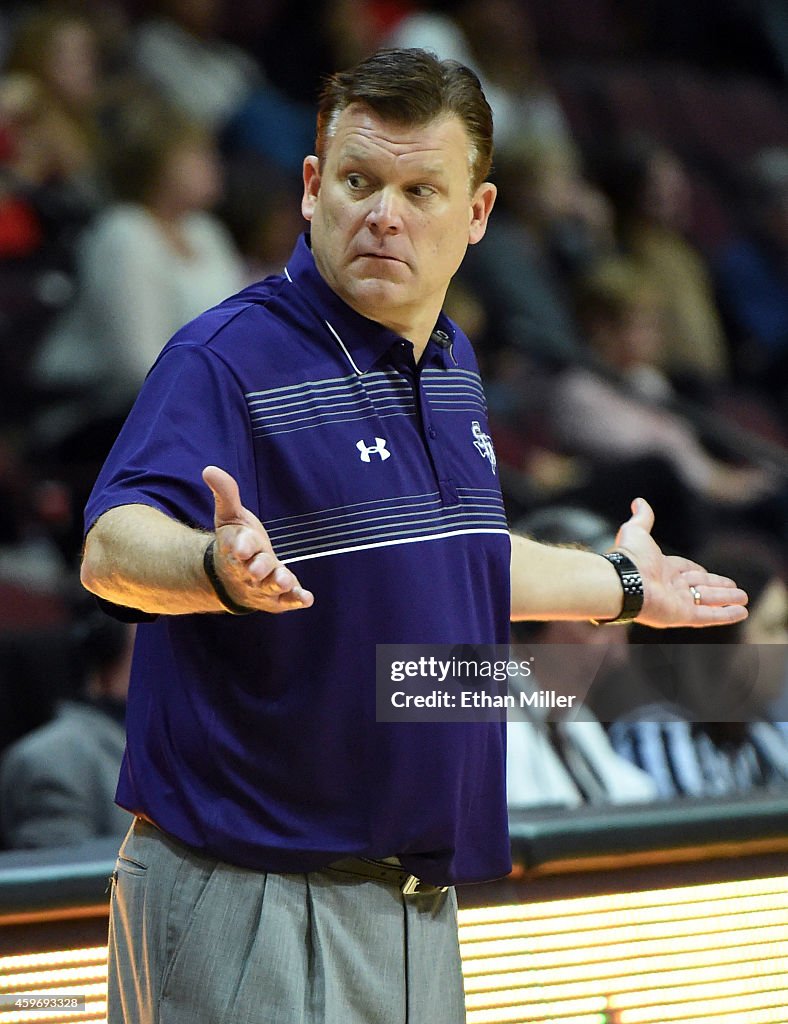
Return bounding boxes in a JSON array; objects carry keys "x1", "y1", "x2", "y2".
[{"x1": 321, "y1": 103, "x2": 478, "y2": 183}]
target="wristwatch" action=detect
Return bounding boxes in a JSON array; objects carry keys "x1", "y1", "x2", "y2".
[
  {"x1": 203, "y1": 539, "x2": 256, "y2": 615},
  {"x1": 590, "y1": 551, "x2": 644, "y2": 625}
]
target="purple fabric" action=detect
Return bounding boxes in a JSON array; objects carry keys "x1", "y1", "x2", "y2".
[{"x1": 84, "y1": 235, "x2": 512, "y2": 885}]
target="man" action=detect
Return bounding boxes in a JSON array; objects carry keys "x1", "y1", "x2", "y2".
[
  {"x1": 0, "y1": 611, "x2": 133, "y2": 849},
  {"x1": 80, "y1": 49, "x2": 747, "y2": 1024}
]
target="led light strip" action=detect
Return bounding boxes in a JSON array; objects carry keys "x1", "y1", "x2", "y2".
[
  {"x1": 617, "y1": 989, "x2": 788, "y2": 1023},
  {"x1": 459, "y1": 922, "x2": 788, "y2": 971},
  {"x1": 466, "y1": 1007, "x2": 607, "y2": 1024},
  {"x1": 609, "y1": 969, "x2": 788, "y2": 1010},
  {"x1": 0, "y1": 944, "x2": 109, "y2": 1024},
  {"x1": 0, "y1": 950, "x2": 106, "y2": 974},
  {"x1": 668, "y1": 1008, "x2": 788, "y2": 1024},
  {"x1": 458, "y1": 875, "x2": 788, "y2": 1024},
  {"x1": 461, "y1": 908, "x2": 787, "y2": 963},
  {"x1": 460, "y1": 925, "x2": 788, "y2": 970},
  {"x1": 459, "y1": 890, "x2": 788, "y2": 943},
  {"x1": 463, "y1": 956, "x2": 788, "y2": 1005},
  {"x1": 458, "y1": 875, "x2": 788, "y2": 926},
  {"x1": 0, "y1": 1002, "x2": 107, "y2": 1024},
  {"x1": 1, "y1": 967, "x2": 107, "y2": 991},
  {"x1": 462, "y1": 939, "x2": 783, "y2": 986}
]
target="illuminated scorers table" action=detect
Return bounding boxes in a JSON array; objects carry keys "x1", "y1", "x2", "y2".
[{"x1": 0, "y1": 794, "x2": 787, "y2": 1024}]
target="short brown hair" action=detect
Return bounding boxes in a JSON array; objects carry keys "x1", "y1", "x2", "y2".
[
  {"x1": 575, "y1": 258, "x2": 659, "y2": 326},
  {"x1": 316, "y1": 48, "x2": 494, "y2": 191},
  {"x1": 106, "y1": 105, "x2": 208, "y2": 205}
]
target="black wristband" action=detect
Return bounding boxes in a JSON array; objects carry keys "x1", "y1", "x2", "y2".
[
  {"x1": 590, "y1": 551, "x2": 644, "y2": 626},
  {"x1": 203, "y1": 539, "x2": 255, "y2": 615}
]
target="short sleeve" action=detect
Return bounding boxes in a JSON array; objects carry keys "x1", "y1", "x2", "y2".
[{"x1": 84, "y1": 343, "x2": 256, "y2": 536}]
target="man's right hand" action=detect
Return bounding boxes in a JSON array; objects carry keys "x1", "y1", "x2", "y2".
[{"x1": 202, "y1": 466, "x2": 314, "y2": 614}]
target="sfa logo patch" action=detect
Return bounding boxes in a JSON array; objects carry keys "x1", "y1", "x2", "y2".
[{"x1": 471, "y1": 421, "x2": 496, "y2": 474}]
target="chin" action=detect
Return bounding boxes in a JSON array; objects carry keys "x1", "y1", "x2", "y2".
[{"x1": 349, "y1": 277, "x2": 410, "y2": 312}]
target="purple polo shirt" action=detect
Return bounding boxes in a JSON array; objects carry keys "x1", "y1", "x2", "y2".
[{"x1": 85, "y1": 235, "x2": 512, "y2": 885}]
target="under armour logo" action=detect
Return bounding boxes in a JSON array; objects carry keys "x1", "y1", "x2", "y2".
[
  {"x1": 471, "y1": 421, "x2": 496, "y2": 474},
  {"x1": 357, "y1": 437, "x2": 391, "y2": 462}
]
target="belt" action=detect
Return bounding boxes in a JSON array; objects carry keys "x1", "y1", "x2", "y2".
[{"x1": 328, "y1": 857, "x2": 449, "y2": 896}]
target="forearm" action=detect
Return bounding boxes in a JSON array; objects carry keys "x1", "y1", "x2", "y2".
[
  {"x1": 510, "y1": 533, "x2": 623, "y2": 621},
  {"x1": 81, "y1": 504, "x2": 221, "y2": 615}
]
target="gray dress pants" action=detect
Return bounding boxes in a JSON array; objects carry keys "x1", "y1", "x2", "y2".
[{"x1": 107, "y1": 818, "x2": 467, "y2": 1024}]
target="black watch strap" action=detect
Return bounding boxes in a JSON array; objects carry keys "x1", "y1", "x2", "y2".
[
  {"x1": 203, "y1": 539, "x2": 255, "y2": 615},
  {"x1": 590, "y1": 551, "x2": 644, "y2": 626}
]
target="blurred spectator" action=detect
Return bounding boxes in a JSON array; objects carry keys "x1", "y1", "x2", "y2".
[
  {"x1": 34, "y1": 107, "x2": 243, "y2": 440},
  {"x1": 452, "y1": 145, "x2": 615, "y2": 510},
  {"x1": 3, "y1": 6, "x2": 109, "y2": 207},
  {"x1": 0, "y1": 74, "x2": 75, "y2": 252},
  {"x1": 453, "y1": 144, "x2": 608, "y2": 375},
  {"x1": 671, "y1": 535, "x2": 788, "y2": 720},
  {"x1": 131, "y1": 0, "x2": 314, "y2": 172},
  {"x1": 549, "y1": 257, "x2": 777, "y2": 548},
  {"x1": 496, "y1": 145, "x2": 617, "y2": 288},
  {"x1": 0, "y1": 609, "x2": 133, "y2": 849},
  {"x1": 0, "y1": 6, "x2": 131, "y2": 426},
  {"x1": 0, "y1": 625, "x2": 69, "y2": 760},
  {"x1": 322, "y1": 0, "x2": 394, "y2": 72},
  {"x1": 610, "y1": 535, "x2": 788, "y2": 798},
  {"x1": 598, "y1": 135, "x2": 730, "y2": 388},
  {"x1": 506, "y1": 506, "x2": 658, "y2": 809},
  {"x1": 132, "y1": 0, "x2": 259, "y2": 130},
  {"x1": 217, "y1": 154, "x2": 304, "y2": 283},
  {"x1": 716, "y1": 147, "x2": 788, "y2": 419},
  {"x1": 384, "y1": 0, "x2": 576, "y2": 160},
  {"x1": 0, "y1": 434, "x2": 69, "y2": 594}
]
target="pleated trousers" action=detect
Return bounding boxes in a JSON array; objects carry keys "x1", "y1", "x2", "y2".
[{"x1": 107, "y1": 818, "x2": 466, "y2": 1024}]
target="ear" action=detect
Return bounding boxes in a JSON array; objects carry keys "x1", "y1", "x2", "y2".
[
  {"x1": 468, "y1": 182, "x2": 497, "y2": 245},
  {"x1": 302, "y1": 156, "x2": 321, "y2": 222}
]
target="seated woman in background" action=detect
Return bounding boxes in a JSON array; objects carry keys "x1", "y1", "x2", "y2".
[
  {"x1": 548, "y1": 256, "x2": 781, "y2": 555},
  {"x1": 34, "y1": 105, "x2": 243, "y2": 438},
  {"x1": 597, "y1": 135, "x2": 730, "y2": 389}
]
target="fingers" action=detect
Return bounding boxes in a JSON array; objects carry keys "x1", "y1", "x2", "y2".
[
  {"x1": 202, "y1": 465, "x2": 246, "y2": 528},
  {"x1": 213, "y1": 525, "x2": 314, "y2": 614},
  {"x1": 679, "y1": 565, "x2": 749, "y2": 612},
  {"x1": 275, "y1": 586, "x2": 315, "y2": 611},
  {"x1": 671, "y1": 557, "x2": 705, "y2": 574},
  {"x1": 689, "y1": 585, "x2": 749, "y2": 607},
  {"x1": 628, "y1": 496, "x2": 654, "y2": 532},
  {"x1": 680, "y1": 570, "x2": 748, "y2": 593},
  {"x1": 202, "y1": 467, "x2": 314, "y2": 613},
  {"x1": 690, "y1": 604, "x2": 749, "y2": 626},
  {"x1": 615, "y1": 496, "x2": 655, "y2": 551}
]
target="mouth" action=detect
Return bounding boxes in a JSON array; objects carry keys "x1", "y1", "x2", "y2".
[
  {"x1": 352, "y1": 253, "x2": 409, "y2": 270},
  {"x1": 356, "y1": 252, "x2": 407, "y2": 266}
]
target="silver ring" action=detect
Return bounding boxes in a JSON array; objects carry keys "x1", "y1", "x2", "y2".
[{"x1": 689, "y1": 585, "x2": 702, "y2": 606}]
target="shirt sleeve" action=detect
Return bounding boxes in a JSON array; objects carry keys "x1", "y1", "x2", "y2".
[{"x1": 84, "y1": 341, "x2": 257, "y2": 536}]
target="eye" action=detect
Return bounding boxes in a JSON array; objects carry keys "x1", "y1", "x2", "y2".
[
  {"x1": 346, "y1": 173, "x2": 370, "y2": 191},
  {"x1": 408, "y1": 184, "x2": 436, "y2": 199}
]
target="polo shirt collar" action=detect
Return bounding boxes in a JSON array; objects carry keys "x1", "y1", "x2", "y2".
[{"x1": 284, "y1": 233, "x2": 456, "y2": 374}]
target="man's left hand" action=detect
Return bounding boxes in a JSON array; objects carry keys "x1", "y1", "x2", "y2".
[{"x1": 614, "y1": 498, "x2": 749, "y2": 628}]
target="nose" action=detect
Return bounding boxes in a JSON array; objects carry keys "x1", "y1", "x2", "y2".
[{"x1": 365, "y1": 188, "x2": 403, "y2": 235}]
